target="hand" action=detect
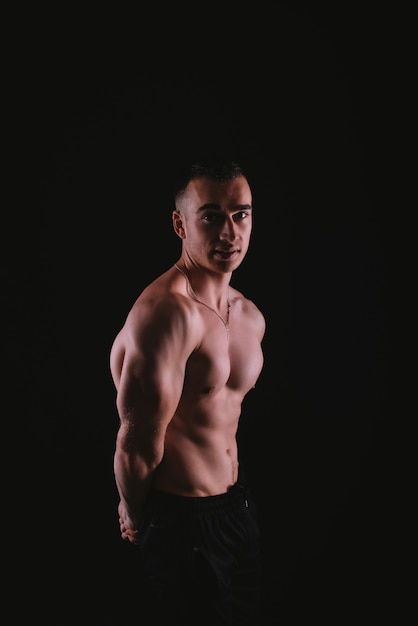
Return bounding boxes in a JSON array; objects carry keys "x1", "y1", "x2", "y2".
[{"x1": 118, "y1": 500, "x2": 140, "y2": 545}]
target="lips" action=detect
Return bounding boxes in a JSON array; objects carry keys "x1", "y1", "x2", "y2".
[{"x1": 214, "y1": 249, "x2": 238, "y2": 260}]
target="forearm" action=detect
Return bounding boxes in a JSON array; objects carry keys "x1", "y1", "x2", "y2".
[
  {"x1": 113, "y1": 422, "x2": 164, "y2": 522},
  {"x1": 113, "y1": 450, "x2": 160, "y2": 521}
]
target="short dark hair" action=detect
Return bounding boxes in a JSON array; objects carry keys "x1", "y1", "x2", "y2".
[{"x1": 172, "y1": 156, "x2": 247, "y2": 203}]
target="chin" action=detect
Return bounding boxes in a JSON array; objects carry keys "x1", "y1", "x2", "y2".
[{"x1": 216, "y1": 259, "x2": 242, "y2": 273}]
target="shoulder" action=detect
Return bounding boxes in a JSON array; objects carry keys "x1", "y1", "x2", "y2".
[
  {"x1": 128, "y1": 288, "x2": 189, "y2": 333},
  {"x1": 110, "y1": 268, "x2": 204, "y2": 385},
  {"x1": 230, "y1": 287, "x2": 266, "y2": 339},
  {"x1": 119, "y1": 274, "x2": 202, "y2": 351}
]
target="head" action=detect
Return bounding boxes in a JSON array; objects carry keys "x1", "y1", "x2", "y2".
[{"x1": 172, "y1": 157, "x2": 253, "y2": 274}]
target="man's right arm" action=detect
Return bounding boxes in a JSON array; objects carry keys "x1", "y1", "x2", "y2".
[{"x1": 112, "y1": 298, "x2": 192, "y2": 541}]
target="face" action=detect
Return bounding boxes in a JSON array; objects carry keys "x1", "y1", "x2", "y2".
[{"x1": 172, "y1": 174, "x2": 253, "y2": 273}]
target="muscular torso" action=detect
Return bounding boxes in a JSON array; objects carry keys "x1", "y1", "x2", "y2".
[
  {"x1": 111, "y1": 267, "x2": 265, "y2": 497},
  {"x1": 157, "y1": 308, "x2": 263, "y2": 495}
]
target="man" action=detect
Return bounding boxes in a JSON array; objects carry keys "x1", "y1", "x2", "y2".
[{"x1": 110, "y1": 157, "x2": 266, "y2": 625}]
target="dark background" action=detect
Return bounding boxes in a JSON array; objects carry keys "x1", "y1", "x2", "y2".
[{"x1": 8, "y1": 4, "x2": 397, "y2": 624}]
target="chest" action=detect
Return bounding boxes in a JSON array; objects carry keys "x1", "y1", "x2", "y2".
[{"x1": 185, "y1": 323, "x2": 264, "y2": 394}]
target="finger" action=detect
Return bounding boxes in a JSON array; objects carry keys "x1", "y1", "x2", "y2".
[{"x1": 124, "y1": 529, "x2": 139, "y2": 543}]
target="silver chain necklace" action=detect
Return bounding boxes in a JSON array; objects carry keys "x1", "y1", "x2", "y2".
[{"x1": 174, "y1": 263, "x2": 231, "y2": 330}]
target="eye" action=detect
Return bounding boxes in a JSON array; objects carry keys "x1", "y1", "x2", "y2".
[
  {"x1": 202, "y1": 212, "x2": 222, "y2": 223},
  {"x1": 233, "y1": 211, "x2": 250, "y2": 222}
]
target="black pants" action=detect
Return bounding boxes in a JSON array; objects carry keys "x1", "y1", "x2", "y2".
[{"x1": 134, "y1": 478, "x2": 262, "y2": 625}]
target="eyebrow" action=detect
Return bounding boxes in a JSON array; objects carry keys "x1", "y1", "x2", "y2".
[{"x1": 196, "y1": 203, "x2": 253, "y2": 213}]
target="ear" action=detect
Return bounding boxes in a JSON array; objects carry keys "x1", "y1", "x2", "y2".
[{"x1": 172, "y1": 210, "x2": 186, "y2": 239}]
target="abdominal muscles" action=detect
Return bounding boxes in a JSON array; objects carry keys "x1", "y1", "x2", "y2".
[
  {"x1": 152, "y1": 319, "x2": 263, "y2": 496},
  {"x1": 153, "y1": 389, "x2": 243, "y2": 496}
]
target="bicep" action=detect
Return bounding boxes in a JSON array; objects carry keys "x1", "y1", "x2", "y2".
[
  {"x1": 110, "y1": 330, "x2": 125, "y2": 390},
  {"x1": 117, "y1": 350, "x2": 183, "y2": 427},
  {"x1": 116, "y1": 317, "x2": 190, "y2": 434}
]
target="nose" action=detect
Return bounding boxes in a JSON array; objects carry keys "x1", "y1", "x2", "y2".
[{"x1": 219, "y1": 216, "x2": 237, "y2": 243}]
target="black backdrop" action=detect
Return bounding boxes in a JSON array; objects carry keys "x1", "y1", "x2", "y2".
[{"x1": 9, "y1": 4, "x2": 396, "y2": 624}]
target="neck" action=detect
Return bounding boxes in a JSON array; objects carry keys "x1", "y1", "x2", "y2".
[{"x1": 174, "y1": 262, "x2": 231, "y2": 330}]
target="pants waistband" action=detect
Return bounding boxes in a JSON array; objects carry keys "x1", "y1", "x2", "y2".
[{"x1": 148, "y1": 479, "x2": 251, "y2": 514}]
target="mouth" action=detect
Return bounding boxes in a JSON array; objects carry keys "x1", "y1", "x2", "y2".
[{"x1": 214, "y1": 249, "x2": 239, "y2": 261}]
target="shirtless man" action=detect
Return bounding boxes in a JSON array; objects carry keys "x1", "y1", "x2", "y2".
[{"x1": 110, "y1": 157, "x2": 266, "y2": 625}]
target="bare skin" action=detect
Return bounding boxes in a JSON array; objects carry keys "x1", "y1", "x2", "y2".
[{"x1": 110, "y1": 174, "x2": 265, "y2": 544}]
